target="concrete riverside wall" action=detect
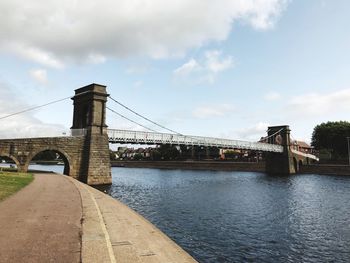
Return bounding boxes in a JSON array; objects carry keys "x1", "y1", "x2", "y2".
[
  {"x1": 111, "y1": 160, "x2": 266, "y2": 172},
  {"x1": 300, "y1": 164, "x2": 350, "y2": 176}
]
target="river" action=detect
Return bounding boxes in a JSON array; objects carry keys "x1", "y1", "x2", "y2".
[{"x1": 27, "y1": 164, "x2": 350, "y2": 262}]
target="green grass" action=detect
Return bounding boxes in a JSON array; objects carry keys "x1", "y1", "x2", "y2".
[{"x1": 0, "y1": 172, "x2": 33, "y2": 201}]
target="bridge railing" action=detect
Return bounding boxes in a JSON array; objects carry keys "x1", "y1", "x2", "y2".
[
  {"x1": 290, "y1": 148, "x2": 319, "y2": 161},
  {"x1": 107, "y1": 129, "x2": 284, "y2": 152}
]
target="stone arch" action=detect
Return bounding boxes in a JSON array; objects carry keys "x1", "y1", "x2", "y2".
[
  {"x1": 293, "y1": 157, "x2": 298, "y2": 173},
  {"x1": 24, "y1": 147, "x2": 73, "y2": 176},
  {"x1": 0, "y1": 152, "x2": 21, "y2": 169}
]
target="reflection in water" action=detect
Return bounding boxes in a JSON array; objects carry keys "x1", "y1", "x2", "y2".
[{"x1": 108, "y1": 168, "x2": 350, "y2": 263}]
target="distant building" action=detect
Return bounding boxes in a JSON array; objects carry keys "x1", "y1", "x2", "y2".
[
  {"x1": 113, "y1": 146, "x2": 154, "y2": 160},
  {"x1": 291, "y1": 140, "x2": 313, "y2": 153},
  {"x1": 220, "y1": 149, "x2": 242, "y2": 160}
]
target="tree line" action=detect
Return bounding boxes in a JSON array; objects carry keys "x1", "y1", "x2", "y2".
[{"x1": 311, "y1": 121, "x2": 350, "y2": 163}]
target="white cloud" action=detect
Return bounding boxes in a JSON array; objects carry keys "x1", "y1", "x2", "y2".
[
  {"x1": 12, "y1": 45, "x2": 64, "y2": 69},
  {"x1": 242, "y1": 0, "x2": 288, "y2": 29},
  {"x1": 173, "y1": 59, "x2": 201, "y2": 76},
  {"x1": 0, "y1": 0, "x2": 289, "y2": 66},
  {"x1": 216, "y1": 122, "x2": 269, "y2": 141},
  {"x1": 287, "y1": 88, "x2": 350, "y2": 117},
  {"x1": 29, "y1": 69, "x2": 48, "y2": 84},
  {"x1": 192, "y1": 104, "x2": 234, "y2": 119},
  {"x1": 174, "y1": 50, "x2": 233, "y2": 83},
  {"x1": 264, "y1": 91, "x2": 281, "y2": 101},
  {"x1": 236, "y1": 122, "x2": 269, "y2": 138},
  {"x1": 0, "y1": 82, "x2": 67, "y2": 138},
  {"x1": 125, "y1": 65, "x2": 151, "y2": 74},
  {"x1": 205, "y1": 50, "x2": 233, "y2": 73},
  {"x1": 221, "y1": 122, "x2": 269, "y2": 141},
  {"x1": 86, "y1": 53, "x2": 107, "y2": 64}
]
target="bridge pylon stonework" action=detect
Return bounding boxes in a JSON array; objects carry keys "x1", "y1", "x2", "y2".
[
  {"x1": 265, "y1": 125, "x2": 295, "y2": 174},
  {"x1": 71, "y1": 83, "x2": 111, "y2": 185},
  {"x1": 0, "y1": 83, "x2": 112, "y2": 185},
  {"x1": 265, "y1": 125, "x2": 314, "y2": 174}
]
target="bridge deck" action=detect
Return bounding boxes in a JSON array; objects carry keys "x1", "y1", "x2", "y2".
[{"x1": 107, "y1": 129, "x2": 284, "y2": 153}]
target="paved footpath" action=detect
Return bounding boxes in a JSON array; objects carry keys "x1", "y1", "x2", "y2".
[
  {"x1": 0, "y1": 173, "x2": 82, "y2": 263},
  {"x1": 0, "y1": 174, "x2": 197, "y2": 263}
]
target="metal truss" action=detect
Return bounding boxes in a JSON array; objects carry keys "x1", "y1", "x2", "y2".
[{"x1": 107, "y1": 129, "x2": 284, "y2": 153}]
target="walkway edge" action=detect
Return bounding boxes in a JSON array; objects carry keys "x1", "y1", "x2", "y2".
[
  {"x1": 83, "y1": 184, "x2": 117, "y2": 263},
  {"x1": 67, "y1": 177, "x2": 197, "y2": 263},
  {"x1": 67, "y1": 177, "x2": 114, "y2": 263}
]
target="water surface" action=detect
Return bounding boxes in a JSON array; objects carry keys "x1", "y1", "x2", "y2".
[{"x1": 108, "y1": 167, "x2": 350, "y2": 263}]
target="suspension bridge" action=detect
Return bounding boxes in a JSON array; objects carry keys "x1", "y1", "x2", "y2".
[
  {"x1": 107, "y1": 129, "x2": 283, "y2": 152},
  {"x1": 0, "y1": 83, "x2": 318, "y2": 185}
]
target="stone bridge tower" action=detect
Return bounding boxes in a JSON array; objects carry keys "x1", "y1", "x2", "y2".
[
  {"x1": 71, "y1": 83, "x2": 111, "y2": 185},
  {"x1": 265, "y1": 125, "x2": 296, "y2": 174},
  {"x1": 0, "y1": 83, "x2": 111, "y2": 185}
]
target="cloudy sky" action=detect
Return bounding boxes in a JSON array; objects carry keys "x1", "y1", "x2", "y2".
[{"x1": 0, "y1": 0, "x2": 349, "y2": 142}]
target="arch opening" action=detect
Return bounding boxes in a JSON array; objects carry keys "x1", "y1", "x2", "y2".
[
  {"x1": 29, "y1": 150, "x2": 70, "y2": 175},
  {"x1": 0, "y1": 154, "x2": 19, "y2": 170}
]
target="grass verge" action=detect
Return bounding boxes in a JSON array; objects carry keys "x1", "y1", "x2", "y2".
[{"x1": 0, "y1": 172, "x2": 33, "y2": 201}]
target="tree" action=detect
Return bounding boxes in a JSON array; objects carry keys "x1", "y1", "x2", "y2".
[
  {"x1": 224, "y1": 150, "x2": 240, "y2": 160},
  {"x1": 133, "y1": 153, "x2": 143, "y2": 160},
  {"x1": 151, "y1": 149, "x2": 161, "y2": 161},
  {"x1": 157, "y1": 144, "x2": 180, "y2": 160},
  {"x1": 109, "y1": 150, "x2": 117, "y2": 160},
  {"x1": 311, "y1": 121, "x2": 350, "y2": 158}
]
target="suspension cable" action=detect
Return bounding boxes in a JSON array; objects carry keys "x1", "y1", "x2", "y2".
[
  {"x1": 109, "y1": 96, "x2": 182, "y2": 135},
  {"x1": 259, "y1": 128, "x2": 284, "y2": 143},
  {"x1": 0, "y1": 96, "x2": 72, "y2": 120},
  {"x1": 106, "y1": 107, "x2": 157, "y2": 132}
]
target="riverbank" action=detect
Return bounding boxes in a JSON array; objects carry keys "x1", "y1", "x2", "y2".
[
  {"x1": 112, "y1": 160, "x2": 350, "y2": 176},
  {"x1": 111, "y1": 160, "x2": 265, "y2": 172},
  {"x1": 0, "y1": 173, "x2": 197, "y2": 262},
  {"x1": 301, "y1": 164, "x2": 350, "y2": 176},
  {"x1": 68, "y1": 176, "x2": 197, "y2": 263}
]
